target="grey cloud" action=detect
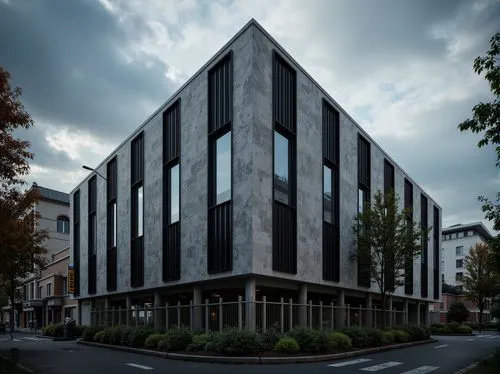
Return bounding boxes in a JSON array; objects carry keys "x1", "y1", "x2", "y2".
[{"x1": 0, "y1": 0, "x2": 175, "y2": 142}]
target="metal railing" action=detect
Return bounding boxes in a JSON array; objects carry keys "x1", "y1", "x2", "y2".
[{"x1": 90, "y1": 297, "x2": 415, "y2": 332}]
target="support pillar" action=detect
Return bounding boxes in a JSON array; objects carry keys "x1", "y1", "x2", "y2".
[
  {"x1": 154, "y1": 291, "x2": 164, "y2": 330},
  {"x1": 245, "y1": 279, "x2": 256, "y2": 331},
  {"x1": 424, "y1": 302, "x2": 430, "y2": 327},
  {"x1": 104, "y1": 297, "x2": 110, "y2": 327},
  {"x1": 337, "y1": 290, "x2": 346, "y2": 329},
  {"x1": 404, "y1": 299, "x2": 409, "y2": 325},
  {"x1": 416, "y1": 301, "x2": 421, "y2": 326},
  {"x1": 299, "y1": 284, "x2": 308, "y2": 327},
  {"x1": 126, "y1": 295, "x2": 132, "y2": 327},
  {"x1": 193, "y1": 286, "x2": 202, "y2": 330},
  {"x1": 388, "y1": 296, "x2": 393, "y2": 327},
  {"x1": 365, "y1": 293, "x2": 373, "y2": 328}
]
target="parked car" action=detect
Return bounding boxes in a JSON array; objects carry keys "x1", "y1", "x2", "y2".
[{"x1": 0, "y1": 322, "x2": 6, "y2": 333}]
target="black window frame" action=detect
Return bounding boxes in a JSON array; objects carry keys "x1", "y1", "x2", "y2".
[
  {"x1": 383, "y1": 159, "x2": 395, "y2": 291},
  {"x1": 163, "y1": 99, "x2": 181, "y2": 282},
  {"x1": 322, "y1": 99, "x2": 340, "y2": 282},
  {"x1": 357, "y1": 134, "x2": 371, "y2": 287},
  {"x1": 207, "y1": 52, "x2": 233, "y2": 274},
  {"x1": 433, "y1": 205, "x2": 440, "y2": 300},
  {"x1": 131, "y1": 132, "x2": 144, "y2": 288},
  {"x1": 56, "y1": 215, "x2": 70, "y2": 234},
  {"x1": 106, "y1": 157, "x2": 117, "y2": 291},
  {"x1": 420, "y1": 193, "x2": 429, "y2": 298},
  {"x1": 404, "y1": 178, "x2": 414, "y2": 295},
  {"x1": 73, "y1": 190, "x2": 80, "y2": 296},
  {"x1": 272, "y1": 50, "x2": 297, "y2": 274},
  {"x1": 87, "y1": 176, "x2": 97, "y2": 295}
]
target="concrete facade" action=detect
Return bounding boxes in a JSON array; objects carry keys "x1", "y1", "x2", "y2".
[{"x1": 70, "y1": 20, "x2": 441, "y2": 324}]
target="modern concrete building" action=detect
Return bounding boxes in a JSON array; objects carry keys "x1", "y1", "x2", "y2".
[
  {"x1": 1, "y1": 183, "x2": 70, "y2": 327},
  {"x1": 71, "y1": 20, "x2": 441, "y2": 328},
  {"x1": 441, "y1": 222, "x2": 494, "y2": 291}
]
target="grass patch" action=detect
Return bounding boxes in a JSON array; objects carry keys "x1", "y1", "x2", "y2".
[
  {"x1": 467, "y1": 350, "x2": 500, "y2": 373},
  {"x1": 0, "y1": 357, "x2": 26, "y2": 374}
]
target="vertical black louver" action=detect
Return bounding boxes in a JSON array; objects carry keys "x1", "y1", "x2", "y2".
[
  {"x1": 384, "y1": 159, "x2": 395, "y2": 290},
  {"x1": 131, "y1": 133, "x2": 144, "y2": 287},
  {"x1": 433, "y1": 206, "x2": 440, "y2": 300},
  {"x1": 421, "y1": 194, "x2": 428, "y2": 298},
  {"x1": 357, "y1": 135, "x2": 371, "y2": 287},
  {"x1": 73, "y1": 190, "x2": 80, "y2": 296},
  {"x1": 322, "y1": 99, "x2": 340, "y2": 282},
  {"x1": 163, "y1": 99, "x2": 181, "y2": 281},
  {"x1": 404, "y1": 178, "x2": 414, "y2": 295},
  {"x1": 106, "y1": 157, "x2": 117, "y2": 291},
  {"x1": 208, "y1": 52, "x2": 233, "y2": 274},
  {"x1": 88, "y1": 176, "x2": 97, "y2": 295},
  {"x1": 272, "y1": 51, "x2": 297, "y2": 274}
]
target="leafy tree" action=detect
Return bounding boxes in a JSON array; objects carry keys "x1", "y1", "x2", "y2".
[
  {"x1": 463, "y1": 243, "x2": 499, "y2": 328},
  {"x1": 447, "y1": 302, "x2": 469, "y2": 324},
  {"x1": 352, "y1": 190, "x2": 429, "y2": 327},
  {"x1": 442, "y1": 282, "x2": 463, "y2": 295},
  {"x1": 457, "y1": 32, "x2": 500, "y2": 266}
]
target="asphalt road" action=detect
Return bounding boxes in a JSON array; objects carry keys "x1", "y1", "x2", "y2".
[{"x1": 1, "y1": 332, "x2": 499, "y2": 374}]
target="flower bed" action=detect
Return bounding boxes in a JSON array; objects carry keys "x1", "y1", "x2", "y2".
[
  {"x1": 429, "y1": 323, "x2": 473, "y2": 335},
  {"x1": 81, "y1": 325, "x2": 430, "y2": 357}
]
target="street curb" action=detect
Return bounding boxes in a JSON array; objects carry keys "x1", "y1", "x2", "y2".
[
  {"x1": 0, "y1": 352, "x2": 35, "y2": 374},
  {"x1": 430, "y1": 333, "x2": 475, "y2": 337},
  {"x1": 77, "y1": 338, "x2": 437, "y2": 364},
  {"x1": 453, "y1": 353, "x2": 495, "y2": 374}
]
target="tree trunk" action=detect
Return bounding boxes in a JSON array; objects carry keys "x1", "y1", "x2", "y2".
[
  {"x1": 381, "y1": 293, "x2": 386, "y2": 329},
  {"x1": 478, "y1": 304, "x2": 484, "y2": 331}
]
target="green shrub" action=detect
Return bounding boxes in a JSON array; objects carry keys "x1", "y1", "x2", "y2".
[
  {"x1": 403, "y1": 325, "x2": 429, "y2": 341},
  {"x1": 129, "y1": 326, "x2": 155, "y2": 348},
  {"x1": 161, "y1": 327, "x2": 193, "y2": 351},
  {"x1": 457, "y1": 325, "x2": 472, "y2": 334},
  {"x1": 213, "y1": 328, "x2": 261, "y2": 355},
  {"x1": 42, "y1": 324, "x2": 53, "y2": 336},
  {"x1": 144, "y1": 333, "x2": 167, "y2": 350},
  {"x1": 72, "y1": 325, "x2": 86, "y2": 337},
  {"x1": 120, "y1": 327, "x2": 135, "y2": 347},
  {"x1": 326, "y1": 332, "x2": 352, "y2": 351},
  {"x1": 341, "y1": 327, "x2": 369, "y2": 348},
  {"x1": 157, "y1": 338, "x2": 169, "y2": 351},
  {"x1": 187, "y1": 333, "x2": 213, "y2": 352},
  {"x1": 108, "y1": 326, "x2": 125, "y2": 345},
  {"x1": 392, "y1": 329, "x2": 410, "y2": 343},
  {"x1": 274, "y1": 337, "x2": 300, "y2": 354},
  {"x1": 383, "y1": 330, "x2": 395, "y2": 344},
  {"x1": 289, "y1": 327, "x2": 326, "y2": 353},
  {"x1": 52, "y1": 323, "x2": 64, "y2": 337},
  {"x1": 100, "y1": 327, "x2": 113, "y2": 344},
  {"x1": 365, "y1": 328, "x2": 386, "y2": 347},
  {"x1": 94, "y1": 330, "x2": 105, "y2": 343},
  {"x1": 82, "y1": 326, "x2": 104, "y2": 342},
  {"x1": 447, "y1": 302, "x2": 469, "y2": 323},
  {"x1": 260, "y1": 327, "x2": 282, "y2": 351}
]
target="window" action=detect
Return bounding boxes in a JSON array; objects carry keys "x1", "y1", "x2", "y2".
[
  {"x1": 433, "y1": 206, "x2": 440, "y2": 300},
  {"x1": 73, "y1": 190, "x2": 80, "y2": 296},
  {"x1": 441, "y1": 273, "x2": 445, "y2": 282},
  {"x1": 420, "y1": 194, "x2": 428, "y2": 298},
  {"x1": 88, "y1": 176, "x2": 97, "y2": 295},
  {"x1": 131, "y1": 133, "x2": 144, "y2": 287},
  {"x1": 456, "y1": 259, "x2": 463, "y2": 268},
  {"x1": 107, "y1": 156, "x2": 118, "y2": 293},
  {"x1": 46, "y1": 283, "x2": 51, "y2": 297},
  {"x1": 29, "y1": 283, "x2": 34, "y2": 300},
  {"x1": 322, "y1": 100, "x2": 340, "y2": 282},
  {"x1": 468, "y1": 230, "x2": 474, "y2": 236},
  {"x1": 458, "y1": 231, "x2": 464, "y2": 238},
  {"x1": 56, "y1": 216, "x2": 70, "y2": 234},
  {"x1": 357, "y1": 135, "x2": 371, "y2": 287},
  {"x1": 456, "y1": 246, "x2": 464, "y2": 256},
  {"x1": 404, "y1": 178, "x2": 414, "y2": 295},
  {"x1": 216, "y1": 132, "x2": 231, "y2": 205},
  {"x1": 37, "y1": 286, "x2": 42, "y2": 299},
  {"x1": 456, "y1": 272, "x2": 463, "y2": 282},
  {"x1": 163, "y1": 99, "x2": 181, "y2": 281},
  {"x1": 63, "y1": 277, "x2": 68, "y2": 295},
  {"x1": 272, "y1": 51, "x2": 297, "y2": 275}
]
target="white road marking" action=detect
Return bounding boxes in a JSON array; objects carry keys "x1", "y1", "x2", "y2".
[
  {"x1": 476, "y1": 334, "x2": 490, "y2": 338},
  {"x1": 23, "y1": 337, "x2": 46, "y2": 341},
  {"x1": 433, "y1": 344, "x2": 448, "y2": 348},
  {"x1": 399, "y1": 366, "x2": 439, "y2": 374},
  {"x1": 466, "y1": 338, "x2": 475, "y2": 341},
  {"x1": 360, "y1": 361, "x2": 402, "y2": 371},
  {"x1": 125, "y1": 363, "x2": 154, "y2": 370},
  {"x1": 328, "y1": 358, "x2": 372, "y2": 367},
  {"x1": 13, "y1": 338, "x2": 21, "y2": 342},
  {"x1": 487, "y1": 336, "x2": 497, "y2": 339}
]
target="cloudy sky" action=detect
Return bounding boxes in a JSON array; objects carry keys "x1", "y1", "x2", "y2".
[{"x1": 0, "y1": 0, "x2": 498, "y2": 233}]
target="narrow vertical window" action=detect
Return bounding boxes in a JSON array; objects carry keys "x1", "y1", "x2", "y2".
[
  {"x1": 404, "y1": 178, "x2": 414, "y2": 295},
  {"x1": 272, "y1": 51, "x2": 297, "y2": 274},
  {"x1": 73, "y1": 190, "x2": 80, "y2": 296},
  {"x1": 208, "y1": 53, "x2": 233, "y2": 274},
  {"x1": 322, "y1": 100, "x2": 339, "y2": 282},
  {"x1": 106, "y1": 157, "x2": 117, "y2": 291},
  {"x1": 433, "y1": 206, "x2": 440, "y2": 300},
  {"x1": 163, "y1": 99, "x2": 181, "y2": 281},
  {"x1": 131, "y1": 133, "x2": 144, "y2": 287},
  {"x1": 88, "y1": 176, "x2": 97, "y2": 294},
  {"x1": 357, "y1": 135, "x2": 371, "y2": 287},
  {"x1": 421, "y1": 194, "x2": 429, "y2": 298},
  {"x1": 383, "y1": 159, "x2": 395, "y2": 291}
]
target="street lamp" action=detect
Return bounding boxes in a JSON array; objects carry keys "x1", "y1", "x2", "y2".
[{"x1": 82, "y1": 165, "x2": 107, "y2": 181}]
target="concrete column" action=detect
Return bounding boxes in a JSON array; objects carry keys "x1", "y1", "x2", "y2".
[
  {"x1": 404, "y1": 299, "x2": 409, "y2": 325},
  {"x1": 245, "y1": 279, "x2": 256, "y2": 330},
  {"x1": 154, "y1": 291, "x2": 164, "y2": 330},
  {"x1": 387, "y1": 296, "x2": 393, "y2": 327},
  {"x1": 365, "y1": 294, "x2": 373, "y2": 328},
  {"x1": 424, "y1": 302, "x2": 430, "y2": 327},
  {"x1": 104, "y1": 297, "x2": 110, "y2": 326},
  {"x1": 299, "y1": 284, "x2": 308, "y2": 327},
  {"x1": 193, "y1": 286, "x2": 202, "y2": 330},
  {"x1": 337, "y1": 290, "x2": 346, "y2": 329},
  {"x1": 416, "y1": 301, "x2": 421, "y2": 326},
  {"x1": 126, "y1": 295, "x2": 132, "y2": 327}
]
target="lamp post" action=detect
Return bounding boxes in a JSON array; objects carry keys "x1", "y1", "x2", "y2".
[{"x1": 82, "y1": 165, "x2": 107, "y2": 181}]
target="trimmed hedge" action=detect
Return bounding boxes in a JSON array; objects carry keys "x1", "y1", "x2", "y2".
[
  {"x1": 289, "y1": 327, "x2": 327, "y2": 353},
  {"x1": 158, "y1": 327, "x2": 193, "y2": 352},
  {"x1": 430, "y1": 323, "x2": 472, "y2": 335},
  {"x1": 144, "y1": 333, "x2": 167, "y2": 350},
  {"x1": 213, "y1": 329, "x2": 261, "y2": 355},
  {"x1": 42, "y1": 323, "x2": 64, "y2": 337},
  {"x1": 326, "y1": 332, "x2": 352, "y2": 351},
  {"x1": 392, "y1": 329, "x2": 410, "y2": 343},
  {"x1": 275, "y1": 337, "x2": 300, "y2": 353},
  {"x1": 187, "y1": 333, "x2": 212, "y2": 352},
  {"x1": 82, "y1": 326, "x2": 104, "y2": 341}
]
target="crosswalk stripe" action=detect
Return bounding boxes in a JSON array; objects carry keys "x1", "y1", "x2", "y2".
[
  {"x1": 487, "y1": 336, "x2": 497, "y2": 339},
  {"x1": 433, "y1": 344, "x2": 448, "y2": 348},
  {"x1": 328, "y1": 358, "x2": 372, "y2": 367},
  {"x1": 23, "y1": 337, "x2": 41, "y2": 341},
  {"x1": 360, "y1": 361, "x2": 402, "y2": 371},
  {"x1": 125, "y1": 363, "x2": 154, "y2": 370},
  {"x1": 466, "y1": 338, "x2": 475, "y2": 341},
  {"x1": 399, "y1": 366, "x2": 439, "y2": 374},
  {"x1": 476, "y1": 334, "x2": 490, "y2": 337}
]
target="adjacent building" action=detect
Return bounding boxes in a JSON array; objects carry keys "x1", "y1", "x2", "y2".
[
  {"x1": 71, "y1": 20, "x2": 442, "y2": 328},
  {"x1": 1, "y1": 183, "x2": 70, "y2": 328}
]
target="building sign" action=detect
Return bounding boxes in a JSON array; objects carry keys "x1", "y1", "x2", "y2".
[{"x1": 68, "y1": 266, "x2": 75, "y2": 294}]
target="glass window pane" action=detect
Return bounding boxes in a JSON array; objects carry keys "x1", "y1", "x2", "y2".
[
  {"x1": 274, "y1": 131, "x2": 289, "y2": 205},
  {"x1": 216, "y1": 132, "x2": 231, "y2": 204},
  {"x1": 91, "y1": 215, "x2": 97, "y2": 255},
  {"x1": 170, "y1": 164, "x2": 180, "y2": 223},
  {"x1": 358, "y1": 188, "x2": 365, "y2": 214},
  {"x1": 112, "y1": 202, "x2": 117, "y2": 247},
  {"x1": 137, "y1": 186, "x2": 143, "y2": 237},
  {"x1": 323, "y1": 165, "x2": 332, "y2": 223}
]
